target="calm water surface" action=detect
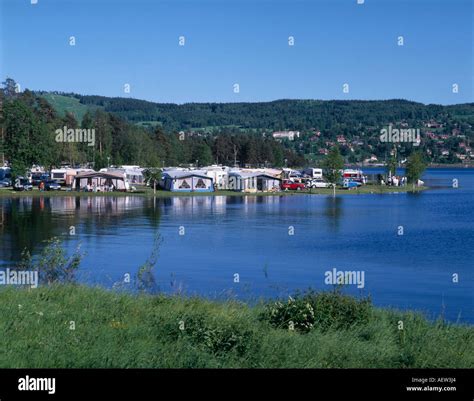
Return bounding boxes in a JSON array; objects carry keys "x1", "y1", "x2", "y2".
[{"x1": 0, "y1": 168, "x2": 472, "y2": 323}]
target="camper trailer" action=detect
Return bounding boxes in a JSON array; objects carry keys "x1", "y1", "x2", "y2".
[
  {"x1": 101, "y1": 166, "x2": 144, "y2": 185},
  {"x1": 342, "y1": 169, "x2": 366, "y2": 184},
  {"x1": 51, "y1": 168, "x2": 68, "y2": 185},
  {"x1": 303, "y1": 168, "x2": 323, "y2": 179}
]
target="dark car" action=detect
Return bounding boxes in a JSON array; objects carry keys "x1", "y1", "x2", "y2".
[
  {"x1": 14, "y1": 178, "x2": 33, "y2": 191},
  {"x1": 0, "y1": 178, "x2": 12, "y2": 188},
  {"x1": 32, "y1": 174, "x2": 50, "y2": 186},
  {"x1": 44, "y1": 180, "x2": 61, "y2": 191}
]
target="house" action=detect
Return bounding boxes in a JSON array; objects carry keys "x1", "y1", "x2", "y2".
[
  {"x1": 272, "y1": 131, "x2": 300, "y2": 141},
  {"x1": 424, "y1": 121, "x2": 443, "y2": 129},
  {"x1": 228, "y1": 171, "x2": 280, "y2": 192},
  {"x1": 336, "y1": 135, "x2": 346, "y2": 144},
  {"x1": 161, "y1": 170, "x2": 214, "y2": 192}
]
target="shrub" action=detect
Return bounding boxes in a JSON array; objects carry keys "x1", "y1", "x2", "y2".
[
  {"x1": 159, "y1": 312, "x2": 257, "y2": 356},
  {"x1": 262, "y1": 290, "x2": 372, "y2": 333},
  {"x1": 307, "y1": 290, "x2": 372, "y2": 331},
  {"x1": 18, "y1": 237, "x2": 83, "y2": 285},
  {"x1": 263, "y1": 296, "x2": 315, "y2": 333}
]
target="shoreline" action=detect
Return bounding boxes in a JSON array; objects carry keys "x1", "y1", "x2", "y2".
[{"x1": 0, "y1": 185, "x2": 428, "y2": 198}]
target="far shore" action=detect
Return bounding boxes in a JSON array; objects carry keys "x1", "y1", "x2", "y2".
[{"x1": 0, "y1": 185, "x2": 428, "y2": 198}]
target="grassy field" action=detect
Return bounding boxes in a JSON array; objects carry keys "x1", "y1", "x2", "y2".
[
  {"x1": 0, "y1": 285, "x2": 472, "y2": 368},
  {"x1": 41, "y1": 94, "x2": 99, "y2": 121},
  {"x1": 0, "y1": 185, "x2": 428, "y2": 198}
]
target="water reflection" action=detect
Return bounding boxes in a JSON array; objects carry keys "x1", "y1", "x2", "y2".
[
  {"x1": 323, "y1": 197, "x2": 344, "y2": 231},
  {"x1": 0, "y1": 196, "x2": 161, "y2": 265}
]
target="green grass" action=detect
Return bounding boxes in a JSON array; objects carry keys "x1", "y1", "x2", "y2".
[
  {"x1": 0, "y1": 285, "x2": 472, "y2": 368},
  {"x1": 41, "y1": 94, "x2": 99, "y2": 121},
  {"x1": 0, "y1": 185, "x2": 428, "y2": 198}
]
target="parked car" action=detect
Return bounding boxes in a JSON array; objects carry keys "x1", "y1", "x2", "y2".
[
  {"x1": 342, "y1": 178, "x2": 362, "y2": 189},
  {"x1": 13, "y1": 178, "x2": 33, "y2": 191},
  {"x1": 32, "y1": 173, "x2": 50, "y2": 186},
  {"x1": 306, "y1": 179, "x2": 330, "y2": 189},
  {"x1": 44, "y1": 180, "x2": 62, "y2": 191},
  {"x1": 0, "y1": 178, "x2": 12, "y2": 188},
  {"x1": 281, "y1": 180, "x2": 305, "y2": 191}
]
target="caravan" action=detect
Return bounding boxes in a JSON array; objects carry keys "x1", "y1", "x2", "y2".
[{"x1": 303, "y1": 168, "x2": 323, "y2": 179}]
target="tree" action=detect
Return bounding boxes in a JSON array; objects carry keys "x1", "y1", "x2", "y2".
[
  {"x1": 1, "y1": 78, "x2": 18, "y2": 98},
  {"x1": 322, "y1": 146, "x2": 344, "y2": 196},
  {"x1": 192, "y1": 142, "x2": 213, "y2": 166},
  {"x1": 386, "y1": 153, "x2": 397, "y2": 177},
  {"x1": 144, "y1": 168, "x2": 162, "y2": 194},
  {"x1": 405, "y1": 151, "x2": 426, "y2": 188},
  {"x1": 3, "y1": 99, "x2": 55, "y2": 177}
]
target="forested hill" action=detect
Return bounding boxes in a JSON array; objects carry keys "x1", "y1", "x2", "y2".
[{"x1": 39, "y1": 92, "x2": 474, "y2": 132}]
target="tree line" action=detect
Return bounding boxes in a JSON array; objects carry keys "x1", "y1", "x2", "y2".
[{"x1": 1, "y1": 79, "x2": 304, "y2": 177}]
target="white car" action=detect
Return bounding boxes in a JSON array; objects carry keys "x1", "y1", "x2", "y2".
[{"x1": 306, "y1": 179, "x2": 330, "y2": 188}]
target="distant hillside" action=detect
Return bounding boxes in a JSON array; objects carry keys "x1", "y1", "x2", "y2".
[
  {"x1": 41, "y1": 93, "x2": 100, "y2": 122},
  {"x1": 39, "y1": 92, "x2": 474, "y2": 133}
]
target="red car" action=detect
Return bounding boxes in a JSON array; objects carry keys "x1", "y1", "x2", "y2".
[{"x1": 281, "y1": 180, "x2": 305, "y2": 191}]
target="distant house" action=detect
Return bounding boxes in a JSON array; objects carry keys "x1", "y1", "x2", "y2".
[
  {"x1": 272, "y1": 131, "x2": 300, "y2": 141},
  {"x1": 161, "y1": 170, "x2": 214, "y2": 192},
  {"x1": 336, "y1": 135, "x2": 346, "y2": 144},
  {"x1": 424, "y1": 121, "x2": 443, "y2": 129},
  {"x1": 228, "y1": 171, "x2": 280, "y2": 192}
]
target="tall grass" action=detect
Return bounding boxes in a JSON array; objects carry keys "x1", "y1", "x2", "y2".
[{"x1": 0, "y1": 285, "x2": 472, "y2": 368}]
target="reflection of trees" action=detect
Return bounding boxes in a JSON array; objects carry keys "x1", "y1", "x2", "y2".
[
  {"x1": 0, "y1": 197, "x2": 56, "y2": 262},
  {"x1": 0, "y1": 196, "x2": 162, "y2": 265},
  {"x1": 323, "y1": 197, "x2": 344, "y2": 232}
]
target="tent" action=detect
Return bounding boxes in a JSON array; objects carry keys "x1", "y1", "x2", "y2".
[
  {"x1": 162, "y1": 170, "x2": 214, "y2": 192},
  {"x1": 228, "y1": 171, "x2": 281, "y2": 192},
  {"x1": 72, "y1": 171, "x2": 129, "y2": 192}
]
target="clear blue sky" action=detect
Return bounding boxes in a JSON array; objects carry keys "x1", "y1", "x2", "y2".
[{"x1": 0, "y1": 0, "x2": 472, "y2": 104}]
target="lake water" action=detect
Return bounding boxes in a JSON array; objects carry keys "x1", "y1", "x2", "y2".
[{"x1": 0, "y1": 168, "x2": 473, "y2": 323}]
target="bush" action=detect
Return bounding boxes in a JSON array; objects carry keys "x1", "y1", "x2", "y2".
[
  {"x1": 262, "y1": 290, "x2": 372, "y2": 333},
  {"x1": 263, "y1": 296, "x2": 315, "y2": 333},
  {"x1": 19, "y1": 237, "x2": 83, "y2": 285}
]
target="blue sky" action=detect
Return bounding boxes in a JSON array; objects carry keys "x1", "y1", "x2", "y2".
[{"x1": 0, "y1": 0, "x2": 472, "y2": 104}]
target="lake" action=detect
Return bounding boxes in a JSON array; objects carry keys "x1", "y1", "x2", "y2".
[{"x1": 0, "y1": 168, "x2": 472, "y2": 323}]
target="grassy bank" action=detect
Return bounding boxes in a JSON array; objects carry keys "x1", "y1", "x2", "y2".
[
  {"x1": 0, "y1": 185, "x2": 428, "y2": 198},
  {"x1": 0, "y1": 285, "x2": 471, "y2": 368}
]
